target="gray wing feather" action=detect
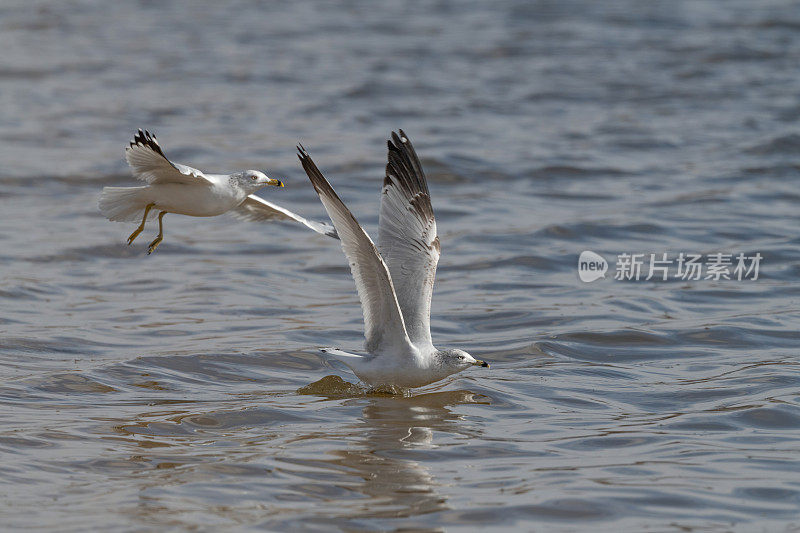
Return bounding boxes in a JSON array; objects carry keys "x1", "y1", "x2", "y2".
[
  {"x1": 125, "y1": 129, "x2": 212, "y2": 186},
  {"x1": 232, "y1": 195, "x2": 339, "y2": 239},
  {"x1": 298, "y1": 145, "x2": 414, "y2": 355},
  {"x1": 378, "y1": 130, "x2": 439, "y2": 349}
]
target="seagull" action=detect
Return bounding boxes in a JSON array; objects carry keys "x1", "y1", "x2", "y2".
[
  {"x1": 99, "y1": 130, "x2": 336, "y2": 254},
  {"x1": 298, "y1": 130, "x2": 489, "y2": 388}
]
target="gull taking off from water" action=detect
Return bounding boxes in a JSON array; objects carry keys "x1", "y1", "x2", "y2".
[
  {"x1": 299, "y1": 130, "x2": 489, "y2": 388},
  {"x1": 99, "y1": 130, "x2": 336, "y2": 254}
]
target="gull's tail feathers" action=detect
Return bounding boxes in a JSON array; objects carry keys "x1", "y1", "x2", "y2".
[
  {"x1": 98, "y1": 186, "x2": 152, "y2": 222},
  {"x1": 319, "y1": 347, "x2": 366, "y2": 361}
]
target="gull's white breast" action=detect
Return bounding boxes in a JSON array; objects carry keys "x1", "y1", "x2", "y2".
[{"x1": 146, "y1": 181, "x2": 243, "y2": 217}]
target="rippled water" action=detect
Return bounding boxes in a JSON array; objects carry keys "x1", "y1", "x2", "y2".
[{"x1": 2, "y1": 1, "x2": 800, "y2": 530}]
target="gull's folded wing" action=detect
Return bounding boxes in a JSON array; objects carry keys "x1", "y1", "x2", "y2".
[
  {"x1": 299, "y1": 145, "x2": 414, "y2": 355},
  {"x1": 232, "y1": 195, "x2": 339, "y2": 239},
  {"x1": 125, "y1": 129, "x2": 212, "y2": 186},
  {"x1": 377, "y1": 130, "x2": 439, "y2": 349}
]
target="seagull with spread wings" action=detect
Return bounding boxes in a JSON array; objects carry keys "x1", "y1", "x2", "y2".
[
  {"x1": 299, "y1": 130, "x2": 489, "y2": 388},
  {"x1": 99, "y1": 130, "x2": 336, "y2": 254}
]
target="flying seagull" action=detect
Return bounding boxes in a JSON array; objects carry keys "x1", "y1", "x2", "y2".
[
  {"x1": 298, "y1": 130, "x2": 489, "y2": 388},
  {"x1": 99, "y1": 130, "x2": 336, "y2": 254}
]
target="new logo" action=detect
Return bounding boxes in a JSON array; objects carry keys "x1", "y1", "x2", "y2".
[{"x1": 578, "y1": 251, "x2": 608, "y2": 282}]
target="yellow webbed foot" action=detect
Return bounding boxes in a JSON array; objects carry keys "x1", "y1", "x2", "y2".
[
  {"x1": 127, "y1": 227, "x2": 144, "y2": 245},
  {"x1": 146, "y1": 236, "x2": 163, "y2": 255},
  {"x1": 147, "y1": 211, "x2": 167, "y2": 255},
  {"x1": 128, "y1": 203, "x2": 155, "y2": 246}
]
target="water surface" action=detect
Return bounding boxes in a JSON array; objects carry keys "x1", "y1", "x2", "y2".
[{"x1": 2, "y1": 1, "x2": 800, "y2": 530}]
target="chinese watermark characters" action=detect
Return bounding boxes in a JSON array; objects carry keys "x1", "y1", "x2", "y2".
[{"x1": 579, "y1": 251, "x2": 762, "y2": 282}]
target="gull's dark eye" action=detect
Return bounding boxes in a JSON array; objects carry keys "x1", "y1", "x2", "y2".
[{"x1": 251, "y1": 175, "x2": 257, "y2": 180}]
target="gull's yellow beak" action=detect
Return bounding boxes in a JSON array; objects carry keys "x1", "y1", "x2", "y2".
[
  {"x1": 268, "y1": 178, "x2": 284, "y2": 187},
  {"x1": 473, "y1": 360, "x2": 490, "y2": 368}
]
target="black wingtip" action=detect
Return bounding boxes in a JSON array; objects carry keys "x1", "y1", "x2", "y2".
[
  {"x1": 131, "y1": 129, "x2": 145, "y2": 147},
  {"x1": 390, "y1": 129, "x2": 410, "y2": 146},
  {"x1": 390, "y1": 131, "x2": 402, "y2": 146},
  {"x1": 129, "y1": 129, "x2": 169, "y2": 161},
  {"x1": 387, "y1": 129, "x2": 412, "y2": 153},
  {"x1": 296, "y1": 144, "x2": 326, "y2": 195},
  {"x1": 297, "y1": 143, "x2": 311, "y2": 160},
  {"x1": 384, "y1": 128, "x2": 429, "y2": 199}
]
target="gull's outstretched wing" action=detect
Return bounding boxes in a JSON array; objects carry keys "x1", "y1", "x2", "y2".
[
  {"x1": 298, "y1": 145, "x2": 414, "y2": 355},
  {"x1": 231, "y1": 194, "x2": 339, "y2": 239},
  {"x1": 378, "y1": 130, "x2": 439, "y2": 349},
  {"x1": 125, "y1": 129, "x2": 213, "y2": 186}
]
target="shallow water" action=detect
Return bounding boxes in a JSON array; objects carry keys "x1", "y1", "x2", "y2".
[{"x1": 2, "y1": 1, "x2": 800, "y2": 531}]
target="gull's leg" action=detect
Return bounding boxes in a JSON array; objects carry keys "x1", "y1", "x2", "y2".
[
  {"x1": 127, "y1": 203, "x2": 155, "y2": 245},
  {"x1": 147, "y1": 211, "x2": 167, "y2": 255}
]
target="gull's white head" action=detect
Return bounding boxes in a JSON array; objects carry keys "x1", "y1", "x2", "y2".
[
  {"x1": 438, "y1": 348, "x2": 490, "y2": 376},
  {"x1": 232, "y1": 170, "x2": 284, "y2": 193}
]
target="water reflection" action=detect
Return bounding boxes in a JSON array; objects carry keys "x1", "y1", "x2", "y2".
[
  {"x1": 106, "y1": 383, "x2": 489, "y2": 528},
  {"x1": 323, "y1": 389, "x2": 488, "y2": 521}
]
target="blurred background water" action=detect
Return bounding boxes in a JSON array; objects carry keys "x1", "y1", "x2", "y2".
[{"x1": 1, "y1": 0, "x2": 799, "y2": 530}]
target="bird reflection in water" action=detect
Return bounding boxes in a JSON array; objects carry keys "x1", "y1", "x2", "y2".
[
  {"x1": 294, "y1": 376, "x2": 490, "y2": 522},
  {"x1": 108, "y1": 377, "x2": 489, "y2": 528}
]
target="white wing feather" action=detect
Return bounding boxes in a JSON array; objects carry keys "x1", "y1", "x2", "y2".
[
  {"x1": 298, "y1": 145, "x2": 414, "y2": 355},
  {"x1": 125, "y1": 130, "x2": 212, "y2": 186},
  {"x1": 378, "y1": 131, "x2": 439, "y2": 349},
  {"x1": 231, "y1": 194, "x2": 338, "y2": 239}
]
